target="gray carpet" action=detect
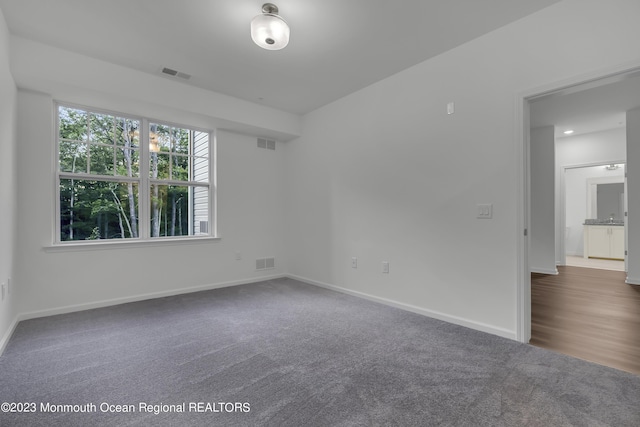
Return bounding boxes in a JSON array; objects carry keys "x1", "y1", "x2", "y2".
[{"x1": 0, "y1": 278, "x2": 638, "y2": 426}]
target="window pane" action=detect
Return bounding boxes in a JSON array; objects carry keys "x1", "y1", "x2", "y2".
[
  {"x1": 150, "y1": 184, "x2": 208, "y2": 237},
  {"x1": 192, "y1": 186, "x2": 209, "y2": 234},
  {"x1": 193, "y1": 156, "x2": 209, "y2": 183},
  {"x1": 193, "y1": 131, "x2": 209, "y2": 157},
  {"x1": 59, "y1": 141, "x2": 88, "y2": 173},
  {"x1": 60, "y1": 179, "x2": 139, "y2": 241},
  {"x1": 59, "y1": 107, "x2": 88, "y2": 141},
  {"x1": 150, "y1": 152, "x2": 170, "y2": 179},
  {"x1": 89, "y1": 113, "x2": 115, "y2": 145},
  {"x1": 172, "y1": 154, "x2": 189, "y2": 181},
  {"x1": 89, "y1": 145, "x2": 114, "y2": 175},
  {"x1": 116, "y1": 148, "x2": 139, "y2": 177},
  {"x1": 151, "y1": 123, "x2": 171, "y2": 153},
  {"x1": 173, "y1": 127, "x2": 189, "y2": 154},
  {"x1": 116, "y1": 118, "x2": 140, "y2": 148}
]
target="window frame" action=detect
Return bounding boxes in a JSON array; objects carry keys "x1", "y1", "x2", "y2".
[{"x1": 54, "y1": 102, "x2": 217, "y2": 246}]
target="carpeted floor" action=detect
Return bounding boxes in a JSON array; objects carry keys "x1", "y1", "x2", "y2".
[{"x1": 0, "y1": 277, "x2": 638, "y2": 426}]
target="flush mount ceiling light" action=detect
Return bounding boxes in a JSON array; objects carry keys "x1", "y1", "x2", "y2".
[
  {"x1": 563, "y1": 130, "x2": 574, "y2": 135},
  {"x1": 251, "y1": 3, "x2": 290, "y2": 50}
]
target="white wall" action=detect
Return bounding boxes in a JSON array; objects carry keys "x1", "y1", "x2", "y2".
[
  {"x1": 627, "y1": 107, "x2": 640, "y2": 284},
  {"x1": 564, "y1": 165, "x2": 624, "y2": 256},
  {"x1": 5, "y1": 14, "x2": 299, "y2": 319},
  {"x1": 0, "y1": 8, "x2": 17, "y2": 351},
  {"x1": 530, "y1": 126, "x2": 557, "y2": 274},
  {"x1": 6, "y1": 0, "x2": 640, "y2": 343},
  {"x1": 15, "y1": 89, "x2": 288, "y2": 317},
  {"x1": 556, "y1": 128, "x2": 626, "y2": 259},
  {"x1": 556, "y1": 128, "x2": 626, "y2": 167},
  {"x1": 10, "y1": 36, "x2": 301, "y2": 143},
  {"x1": 285, "y1": 0, "x2": 640, "y2": 338}
]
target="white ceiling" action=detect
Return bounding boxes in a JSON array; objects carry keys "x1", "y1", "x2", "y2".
[
  {"x1": 530, "y1": 70, "x2": 640, "y2": 139},
  {"x1": 0, "y1": 0, "x2": 560, "y2": 115}
]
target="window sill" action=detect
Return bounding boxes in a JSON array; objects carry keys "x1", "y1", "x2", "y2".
[{"x1": 44, "y1": 236, "x2": 221, "y2": 252}]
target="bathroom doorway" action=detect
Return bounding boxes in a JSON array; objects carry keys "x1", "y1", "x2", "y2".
[{"x1": 562, "y1": 163, "x2": 626, "y2": 272}]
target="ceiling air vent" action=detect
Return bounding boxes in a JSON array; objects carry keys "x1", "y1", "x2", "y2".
[{"x1": 161, "y1": 67, "x2": 191, "y2": 80}]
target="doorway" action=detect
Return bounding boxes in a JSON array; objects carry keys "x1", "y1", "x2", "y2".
[
  {"x1": 519, "y1": 70, "x2": 640, "y2": 373},
  {"x1": 517, "y1": 65, "x2": 640, "y2": 347},
  {"x1": 562, "y1": 163, "x2": 626, "y2": 272}
]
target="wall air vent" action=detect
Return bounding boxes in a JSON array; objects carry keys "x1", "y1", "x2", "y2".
[
  {"x1": 257, "y1": 138, "x2": 276, "y2": 150},
  {"x1": 256, "y1": 257, "x2": 275, "y2": 270},
  {"x1": 161, "y1": 67, "x2": 192, "y2": 80}
]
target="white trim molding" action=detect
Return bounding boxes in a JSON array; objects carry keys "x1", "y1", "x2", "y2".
[
  {"x1": 529, "y1": 267, "x2": 559, "y2": 275},
  {"x1": 2, "y1": 273, "x2": 522, "y2": 357},
  {"x1": 625, "y1": 276, "x2": 640, "y2": 286},
  {"x1": 0, "y1": 274, "x2": 286, "y2": 357},
  {"x1": 17, "y1": 275, "x2": 285, "y2": 322},
  {"x1": 0, "y1": 317, "x2": 20, "y2": 356},
  {"x1": 288, "y1": 274, "x2": 517, "y2": 341}
]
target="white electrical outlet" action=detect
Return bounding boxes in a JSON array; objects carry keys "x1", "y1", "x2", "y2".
[
  {"x1": 447, "y1": 102, "x2": 455, "y2": 115},
  {"x1": 1, "y1": 283, "x2": 5, "y2": 301},
  {"x1": 476, "y1": 203, "x2": 493, "y2": 219},
  {"x1": 382, "y1": 262, "x2": 389, "y2": 274},
  {"x1": 235, "y1": 251, "x2": 242, "y2": 261},
  {"x1": 351, "y1": 257, "x2": 358, "y2": 268}
]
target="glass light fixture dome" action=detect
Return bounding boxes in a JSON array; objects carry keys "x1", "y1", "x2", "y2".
[{"x1": 251, "y1": 3, "x2": 290, "y2": 50}]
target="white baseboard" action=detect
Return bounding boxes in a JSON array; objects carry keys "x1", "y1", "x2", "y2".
[
  {"x1": 625, "y1": 276, "x2": 640, "y2": 285},
  {"x1": 0, "y1": 274, "x2": 286, "y2": 356},
  {"x1": 530, "y1": 267, "x2": 559, "y2": 275},
  {"x1": 565, "y1": 252, "x2": 583, "y2": 257},
  {"x1": 3, "y1": 273, "x2": 519, "y2": 355},
  {"x1": 287, "y1": 274, "x2": 516, "y2": 340},
  {"x1": 0, "y1": 316, "x2": 20, "y2": 356},
  {"x1": 15, "y1": 274, "x2": 286, "y2": 324}
]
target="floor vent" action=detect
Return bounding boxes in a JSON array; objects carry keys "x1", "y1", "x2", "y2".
[
  {"x1": 256, "y1": 257, "x2": 275, "y2": 270},
  {"x1": 161, "y1": 67, "x2": 191, "y2": 80},
  {"x1": 257, "y1": 138, "x2": 276, "y2": 150}
]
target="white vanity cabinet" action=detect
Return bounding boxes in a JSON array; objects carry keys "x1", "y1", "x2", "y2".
[{"x1": 583, "y1": 225, "x2": 624, "y2": 260}]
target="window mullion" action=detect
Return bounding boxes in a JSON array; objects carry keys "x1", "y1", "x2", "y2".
[
  {"x1": 138, "y1": 119, "x2": 151, "y2": 239},
  {"x1": 188, "y1": 131, "x2": 194, "y2": 235},
  {"x1": 58, "y1": 172, "x2": 139, "y2": 183},
  {"x1": 149, "y1": 179, "x2": 208, "y2": 187},
  {"x1": 211, "y1": 130, "x2": 217, "y2": 237}
]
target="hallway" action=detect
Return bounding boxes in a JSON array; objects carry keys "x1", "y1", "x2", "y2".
[{"x1": 531, "y1": 266, "x2": 640, "y2": 375}]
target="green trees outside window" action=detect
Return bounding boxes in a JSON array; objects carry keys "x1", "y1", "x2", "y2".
[{"x1": 57, "y1": 105, "x2": 211, "y2": 242}]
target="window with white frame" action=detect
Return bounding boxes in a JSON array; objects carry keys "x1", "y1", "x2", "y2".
[{"x1": 56, "y1": 104, "x2": 214, "y2": 242}]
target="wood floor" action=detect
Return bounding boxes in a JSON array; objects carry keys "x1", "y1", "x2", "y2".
[{"x1": 531, "y1": 266, "x2": 640, "y2": 375}]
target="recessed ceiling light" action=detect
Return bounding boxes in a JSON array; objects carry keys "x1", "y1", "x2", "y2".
[{"x1": 563, "y1": 130, "x2": 574, "y2": 135}]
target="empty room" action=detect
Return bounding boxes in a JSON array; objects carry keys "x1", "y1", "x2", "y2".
[{"x1": 1, "y1": 1, "x2": 639, "y2": 426}]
